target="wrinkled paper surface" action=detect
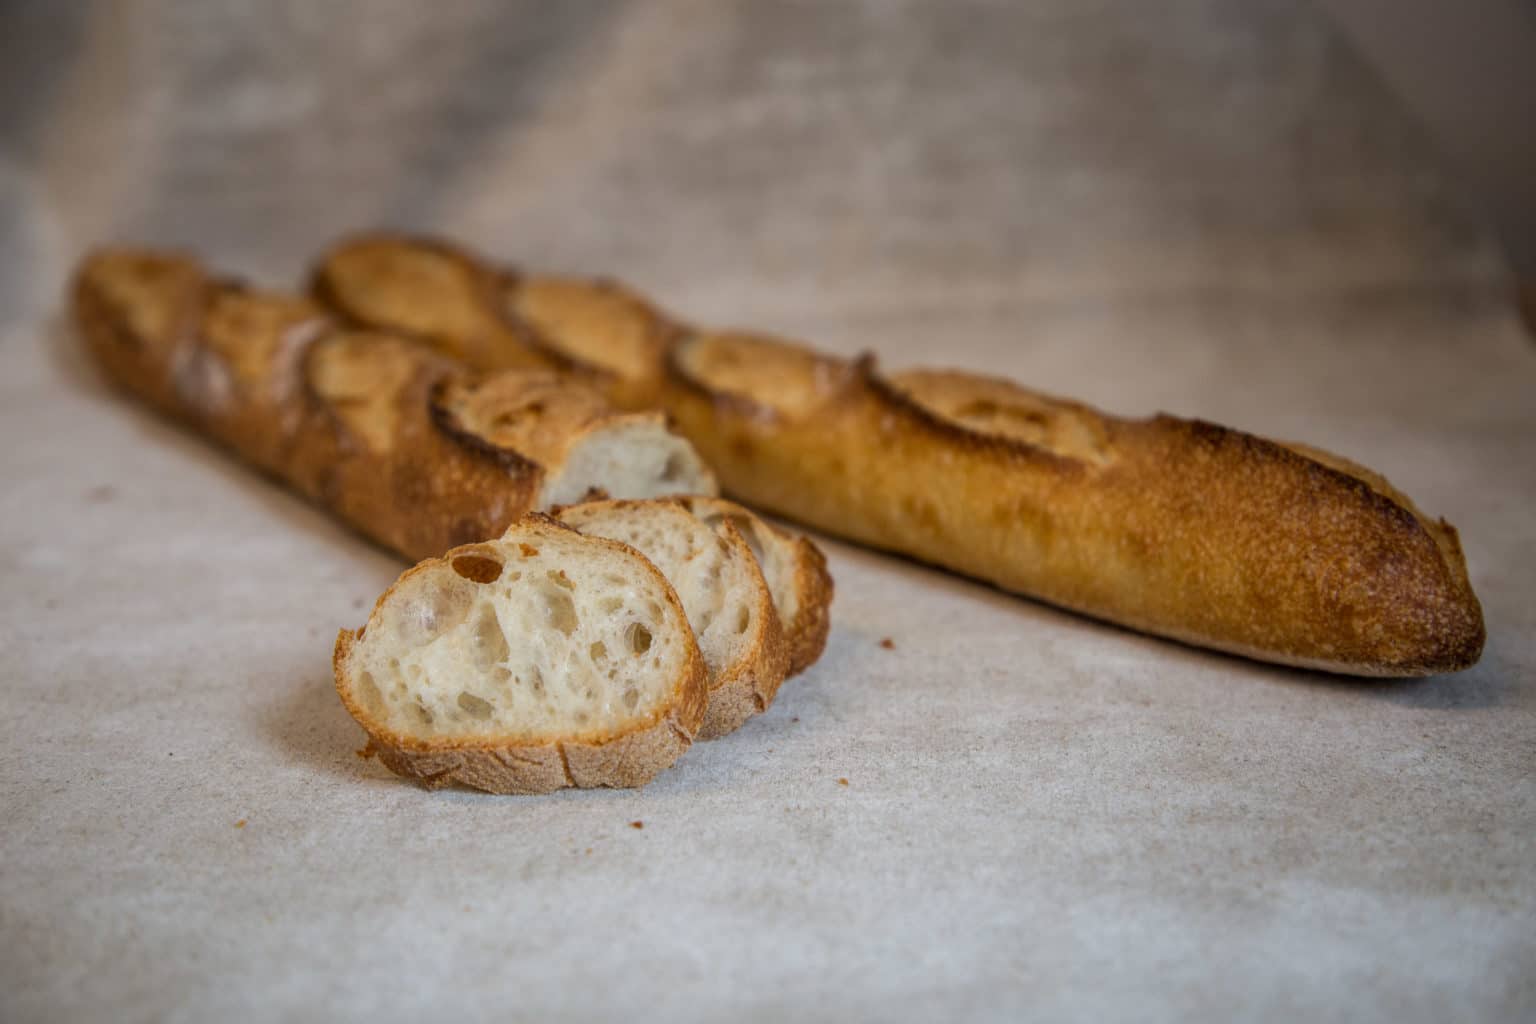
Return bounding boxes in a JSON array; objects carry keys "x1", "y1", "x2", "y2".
[{"x1": 1, "y1": 2, "x2": 1532, "y2": 1021}]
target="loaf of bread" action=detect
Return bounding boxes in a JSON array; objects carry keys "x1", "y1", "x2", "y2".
[
  {"x1": 309, "y1": 234, "x2": 1484, "y2": 677},
  {"x1": 335, "y1": 515, "x2": 708, "y2": 793},
  {"x1": 556, "y1": 498, "x2": 789, "y2": 738},
  {"x1": 71, "y1": 248, "x2": 717, "y2": 562}
]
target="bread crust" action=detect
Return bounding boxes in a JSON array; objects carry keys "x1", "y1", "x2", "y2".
[
  {"x1": 663, "y1": 335, "x2": 1483, "y2": 677},
  {"x1": 312, "y1": 233, "x2": 676, "y2": 408},
  {"x1": 556, "y1": 498, "x2": 792, "y2": 737},
  {"x1": 70, "y1": 248, "x2": 703, "y2": 562},
  {"x1": 335, "y1": 516, "x2": 709, "y2": 793}
]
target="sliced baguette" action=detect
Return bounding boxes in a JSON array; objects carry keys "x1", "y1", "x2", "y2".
[
  {"x1": 674, "y1": 496, "x2": 833, "y2": 676},
  {"x1": 71, "y1": 248, "x2": 717, "y2": 562},
  {"x1": 661, "y1": 333, "x2": 1484, "y2": 677},
  {"x1": 334, "y1": 515, "x2": 707, "y2": 793},
  {"x1": 556, "y1": 499, "x2": 790, "y2": 738}
]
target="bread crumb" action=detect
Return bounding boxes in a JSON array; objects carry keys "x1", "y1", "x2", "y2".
[
  {"x1": 630, "y1": 820, "x2": 644, "y2": 830},
  {"x1": 879, "y1": 637, "x2": 895, "y2": 649},
  {"x1": 234, "y1": 819, "x2": 247, "y2": 828},
  {"x1": 837, "y1": 778, "x2": 849, "y2": 787}
]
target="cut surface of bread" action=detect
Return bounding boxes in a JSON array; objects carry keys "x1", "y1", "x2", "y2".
[
  {"x1": 432, "y1": 370, "x2": 716, "y2": 508},
  {"x1": 334, "y1": 516, "x2": 707, "y2": 793},
  {"x1": 556, "y1": 499, "x2": 789, "y2": 738},
  {"x1": 675, "y1": 496, "x2": 832, "y2": 676}
]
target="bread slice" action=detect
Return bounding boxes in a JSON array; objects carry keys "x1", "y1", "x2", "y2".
[
  {"x1": 556, "y1": 499, "x2": 790, "y2": 738},
  {"x1": 334, "y1": 515, "x2": 707, "y2": 793},
  {"x1": 674, "y1": 496, "x2": 832, "y2": 676}
]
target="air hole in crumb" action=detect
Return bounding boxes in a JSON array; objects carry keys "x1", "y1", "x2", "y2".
[
  {"x1": 623, "y1": 688, "x2": 639, "y2": 711},
  {"x1": 546, "y1": 569, "x2": 575, "y2": 591},
  {"x1": 529, "y1": 667, "x2": 546, "y2": 696},
  {"x1": 627, "y1": 622, "x2": 653, "y2": 655},
  {"x1": 590, "y1": 640, "x2": 608, "y2": 663},
  {"x1": 660, "y1": 451, "x2": 687, "y2": 482},
  {"x1": 598, "y1": 596, "x2": 623, "y2": 614},
  {"x1": 356, "y1": 671, "x2": 383, "y2": 714},
  {"x1": 451, "y1": 554, "x2": 503, "y2": 584},
  {"x1": 457, "y1": 692, "x2": 494, "y2": 718},
  {"x1": 735, "y1": 606, "x2": 751, "y2": 634},
  {"x1": 470, "y1": 605, "x2": 510, "y2": 669},
  {"x1": 518, "y1": 543, "x2": 539, "y2": 557},
  {"x1": 412, "y1": 701, "x2": 434, "y2": 726},
  {"x1": 542, "y1": 588, "x2": 579, "y2": 634},
  {"x1": 492, "y1": 666, "x2": 512, "y2": 685}
]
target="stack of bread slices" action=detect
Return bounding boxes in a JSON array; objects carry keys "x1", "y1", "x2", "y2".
[{"x1": 335, "y1": 499, "x2": 831, "y2": 794}]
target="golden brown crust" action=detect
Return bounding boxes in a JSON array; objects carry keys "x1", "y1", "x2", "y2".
[
  {"x1": 311, "y1": 234, "x2": 677, "y2": 408},
  {"x1": 783, "y1": 532, "x2": 834, "y2": 675},
  {"x1": 71, "y1": 248, "x2": 693, "y2": 563},
  {"x1": 334, "y1": 517, "x2": 709, "y2": 794},
  {"x1": 309, "y1": 233, "x2": 558, "y2": 372},
  {"x1": 663, "y1": 332, "x2": 1483, "y2": 677}
]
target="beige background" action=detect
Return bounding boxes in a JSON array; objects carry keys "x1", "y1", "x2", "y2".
[{"x1": 2, "y1": 2, "x2": 1532, "y2": 1021}]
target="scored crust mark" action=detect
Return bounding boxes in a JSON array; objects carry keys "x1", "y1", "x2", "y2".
[
  {"x1": 667, "y1": 330, "x2": 855, "y2": 424},
  {"x1": 426, "y1": 377, "x2": 546, "y2": 479},
  {"x1": 885, "y1": 368, "x2": 1115, "y2": 467},
  {"x1": 864, "y1": 359, "x2": 1100, "y2": 472},
  {"x1": 311, "y1": 233, "x2": 593, "y2": 377}
]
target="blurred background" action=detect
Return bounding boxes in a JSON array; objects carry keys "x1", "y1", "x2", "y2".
[{"x1": 2, "y1": 0, "x2": 1532, "y2": 402}]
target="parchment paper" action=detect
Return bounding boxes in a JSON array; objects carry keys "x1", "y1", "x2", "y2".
[{"x1": 2, "y1": 2, "x2": 1532, "y2": 1021}]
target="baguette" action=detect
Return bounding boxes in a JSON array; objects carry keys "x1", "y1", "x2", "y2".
[
  {"x1": 556, "y1": 499, "x2": 790, "y2": 738},
  {"x1": 70, "y1": 248, "x2": 717, "y2": 562},
  {"x1": 307, "y1": 235, "x2": 1484, "y2": 676},
  {"x1": 334, "y1": 514, "x2": 708, "y2": 793},
  {"x1": 663, "y1": 334, "x2": 1484, "y2": 676}
]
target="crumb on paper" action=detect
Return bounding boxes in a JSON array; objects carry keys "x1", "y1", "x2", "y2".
[
  {"x1": 791, "y1": 716, "x2": 800, "y2": 723},
  {"x1": 352, "y1": 598, "x2": 365, "y2": 610},
  {"x1": 879, "y1": 637, "x2": 895, "y2": 649},
  {"x1": 585, "y1": 847, "x2": 593, "y2": 855},
  {"x1": 630, "y1": 820, "x2": 644, "y2": 830},
  {"x1": 837, "y1": 778, "x2": 849, "y2": 787},
  {"x1": 84, "y1": 484, "x2": 117, "y2": 504},
  {"x1": 234, "y1": 819, "x2": 247, "y2": 829}
]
